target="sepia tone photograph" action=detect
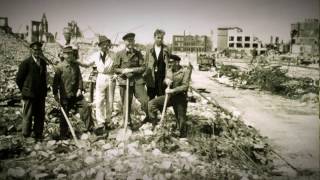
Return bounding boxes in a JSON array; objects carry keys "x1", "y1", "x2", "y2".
[{"x1": 0, "y1": 0, "x2": 319, "y2": 179}]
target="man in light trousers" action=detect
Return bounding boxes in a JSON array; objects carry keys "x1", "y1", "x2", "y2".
[{"x1": 79, "y1": 35, "x2": 115, "y2": 134}]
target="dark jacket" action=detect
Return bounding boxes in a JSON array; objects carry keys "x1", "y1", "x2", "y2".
[
  {"x1": 144, "y1": 44, "x2": 170, "y2": 88},
  {"x1": 16, "y1": 56, "x2": 47, "y2": 98},
  {"x1": 166, "y1": 65, "x2": 192, "y2": 94},
  {"x1": 114, "y1": 48, "x2": 145, "y2": 86},
  {"x1": 52, "y1": 61, "x2": 83, "y2": 99}
]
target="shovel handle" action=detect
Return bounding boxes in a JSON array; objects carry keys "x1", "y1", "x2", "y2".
[
  {"x1": 60, "y1": 106, "x2": 80, "y2": 147},
  {"x1": 159, "y1": 93, "x2": 170, "y2": 126},
  {"x1": 124, "y1": 78, "x2": 130, "y2": 130}
]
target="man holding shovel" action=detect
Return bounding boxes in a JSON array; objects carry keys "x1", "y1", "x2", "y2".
[
  {"x1": 148, "y1": 54, "x2": 192, "y2": 138},
  {"x1": 53, "y1": 46, "x2": 84, "y2": 140},
  {"x1": 114, "y1": 33, "x2": 149, "y2": 130}
]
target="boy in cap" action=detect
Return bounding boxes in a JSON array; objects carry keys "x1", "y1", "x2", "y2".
[
  {"x1": 16, "y1": 41, "x2": 48, "y2": 140},
  {"x1": 144, "y1": 29, "x2": 170, "y2": 100},
  {"x1": 53, "y1": 46, "x2": 84, "y2": 139},
  {"x1": 113, "y1": 32, "x2": 149, "y2": 130},
  {"x1": 148, "y1": 54, "x2": 192, "y2": 137},
  {"x1": 78, "y1": 35, "x2": 115, "y2": 134}
]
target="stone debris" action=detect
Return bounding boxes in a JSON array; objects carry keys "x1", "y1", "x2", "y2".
[{"x1": 0, "y1": 29, "x2": 277, "y2": 179}]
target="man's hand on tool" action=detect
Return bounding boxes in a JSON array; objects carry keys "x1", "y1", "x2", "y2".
[
  {"x1": 122, "y1": 68, "x2": 133, "y2": 74},
  {"x1": 164, "y1": 78, "x2": 173, "y2": 85},
  {"x1": 165, "y1": 88, "x2": 175, "y2": 94}
]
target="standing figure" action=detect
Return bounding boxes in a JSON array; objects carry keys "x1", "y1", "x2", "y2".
[
  {"x1": 53, "y1": 46, "x2": 84, "y2": 139},
  {"x1": 16, "y1": 42, "x2": 47, "y2": 140},
  {"x1": 148, "y1": 54, "x2": 192, "y2": 137},
  {"x1": 144, "y1": 29, "x2": 170, "y2": 100},
  {"x1": 114, "y1": 33, "x2": 149, "y2": 129},
  {"x1": 250, "y1": 47, "x2": 258, "y2": 64},
  {"x1": 79, "y1": 35, "x2": 115, "y2": 133}
]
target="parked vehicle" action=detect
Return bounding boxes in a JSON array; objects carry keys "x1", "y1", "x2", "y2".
[{"x1": 197, "y1": 53, "x2": 216, "y2": 71}]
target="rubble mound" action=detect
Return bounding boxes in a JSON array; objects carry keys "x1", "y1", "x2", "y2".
[{"x1": 0, "y1": 39, "x2": 275, "y2": 179}]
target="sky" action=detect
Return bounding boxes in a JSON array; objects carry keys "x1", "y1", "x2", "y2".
[{"x1": 1, "y1": 0, "x2": 319, "y2": 46}]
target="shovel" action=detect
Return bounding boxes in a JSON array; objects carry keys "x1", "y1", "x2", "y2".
[
  {"x1": 60, "y1": 105, "x2": 81, "y2": 148},
  {"x1": 116, "y1": 78, "x2": 132, "y2": 149},
  {"x1": 159, "y1": 83, "x2": 172, "y2": 127}
]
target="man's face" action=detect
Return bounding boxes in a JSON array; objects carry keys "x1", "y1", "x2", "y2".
[
  {"x1": 154, "y1": 34, "x2": 164, "y2": 46},
  {"x1": 31, "y1": 47, "x2": 42, "y2": 59},
  {"x1": 99, "y1": 42, "x2": 110, "y2": 52},
  {"x1": 168, "y1": 60, "x2": 178, "y2": 69},
  {"x1": 124, "y1": 37, "x2": 135, "y2": 49},
  {"x1": 63, "y1": 52, "x2": 74, "y2": 63}
]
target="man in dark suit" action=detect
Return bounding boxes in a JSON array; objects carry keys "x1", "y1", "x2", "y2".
[
  {"x1": 144, "y1": 29, "x2": 170, "y2": 100},
  {"x1": 113, "y1": 33, "x2": 149, "y2": 129},
  {"x1": 16, "y1": 42, "x2": 47, "y2": 140}
]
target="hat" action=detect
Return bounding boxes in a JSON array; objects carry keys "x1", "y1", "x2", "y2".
[
  {"x1": 30, "y1": 41, "x2": 43, "y2": 49},
  {"x1": 122, "y1": 33, "x2": 135, "y2": 40},
  {"x1": 98, "y1": 35, "x2": 111, "y2": 46},
  {"x1": 62, "y1": 46, "x2": 74, "y2": 53},
  {"x1": 168, "y1": 54, "x2": 181, "y2": 62}
]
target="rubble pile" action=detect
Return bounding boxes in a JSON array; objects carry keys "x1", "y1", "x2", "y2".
[
  {"x1": 216, "y1": 64, "x2": 319, "y2": 100},
  {"x1": 0, "y1": 90, "x2": 274, "y2": 179},
  {"x1": 0, "y1": 36, "x2": 274, "y2": 179},
  {"x1": 0, "y1": 29, "x2": 30, "y2": 62},
  {"x1": 0, "y1": 30, "x2": 30, "y2": 106}
]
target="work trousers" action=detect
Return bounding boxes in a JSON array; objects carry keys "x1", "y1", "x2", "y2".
[
  {"x1": 119, "y1": 83, "x2": 149, "y2": 124},
  {"x1": 21, "y1": 97, "x2": 45, "y2": 139},
  {"x1": 147, "y1": 75, "x2": 166, "y2": 100},
  {"x1": 95, "y1": 74, "x2": 115, "y2": 126},
  {"x1": 148, "y1": 93, "x2": 188, "y2": 136}
]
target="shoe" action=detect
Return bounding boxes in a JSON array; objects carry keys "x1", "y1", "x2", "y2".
[
  {"x1": 94, "y1": 126, "x2": 105, "y2": 136},
  {"x1": 141, "y1": 117, "x2": 151, "y2": 124}
]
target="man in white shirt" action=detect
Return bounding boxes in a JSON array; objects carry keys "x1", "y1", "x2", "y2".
[
  {"x1": 79, "y1": 35, "x2": 115, "y2": 134},
  {"x1": 144, "y1": 29, "x2": 170, "y2": 100}
]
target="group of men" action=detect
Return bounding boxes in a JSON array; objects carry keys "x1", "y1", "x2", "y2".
[{"x1": 16, "y1": 29, "x2": 192, "y2": 141}]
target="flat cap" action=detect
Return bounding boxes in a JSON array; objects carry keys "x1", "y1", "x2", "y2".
[
  {"x1": 168, "y1": 54, "x2": 181, "y2": 62},
  {"x1": 122, "y1": 32, "x2": 135, "y2": 40},
  {"x1": 63, "y1": 46, "x2": 74, "y2": 53},
  {"x1": 30, "y1": 41, "x2": 43, "y2": 49},
  {"x1": 98, "y1": 35, "x2": 111, "y2": 46}
]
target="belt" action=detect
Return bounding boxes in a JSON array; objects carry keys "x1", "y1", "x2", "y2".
[{"x1": 98, "y1": 72, "x2": 112, "y2": 75}]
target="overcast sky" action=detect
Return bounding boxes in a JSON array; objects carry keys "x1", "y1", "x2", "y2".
[{"x1": 1, "y1": 0, "x2": 319, "y2": 45}]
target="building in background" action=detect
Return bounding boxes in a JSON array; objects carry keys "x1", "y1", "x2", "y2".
[
  {"x1": 25, "y1": 13, "x2": 55, "y2": 43},
  {"x1": 217, "y1": 27, "x2": 266, "y2": 55},
  {"x1": 0, "y1": 17, "x2": 12, "y2": 33},
  {"x1": 172, "y1": 33, "x2": 212, "y2": 52},
  {"x1": 291, "y1": 19, "x2": 319, "y2": 55}
]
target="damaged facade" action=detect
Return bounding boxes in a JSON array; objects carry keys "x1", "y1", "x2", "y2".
[
  {"x1": 291, "y1": 18, "x2": 319, "y2": 55},
  {"x1": 217, "y1": 27, "x2": 266, "y2": 55},
  {"x1": 25, "y1": 13, "x2": 55, "y2": 43},
  {"x1": 172, "y1": 34, "x2": 212, "y2": 52}
]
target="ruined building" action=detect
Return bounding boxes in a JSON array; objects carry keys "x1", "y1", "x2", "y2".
[
  {"x1": 172, "y1": 33, "x2": 212, "y2": 52},
  {"x1": 0, "y1": 17, "x2": 12, "y2": 33},
  {"x1": 291, "y1": 19, "x2": 319, "y2": 55},
  {"x1": 217, "y1": 27, "x2": 266, "y2": 55},
  {"x1": 25, "y1": 13, "x2": 54, "y2": 43}
]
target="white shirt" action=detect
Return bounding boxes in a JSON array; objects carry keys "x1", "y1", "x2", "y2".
[
  {"x1": 32, "y1": 55, "x2": 40, "y2": 66},
  {"x1": 87, "y1": 51, "x2": 113, "y2": 74},
  {"x1": 154, "y1": 45, "x2": 161, "y2": 60}
]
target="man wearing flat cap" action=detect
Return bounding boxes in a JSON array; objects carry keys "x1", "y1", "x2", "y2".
[
  {"x1": 16, "y1": 41, "x2": 48, "y2": 140},
  {"x1": 53, "y1": 46, "x2": 84, "y2": 139},
  {"x1": 148, "y1": 54, "x2": 192, "y2": 137},
  {"x1": 144, "y1": 29, "x2": 170, "y2": 100},
  {"x1": 79, "y1": 35, "x2": 116, "y2": 134},
  {"x1": 113, "y1": 32, "x2": 149, "y2": 130}
]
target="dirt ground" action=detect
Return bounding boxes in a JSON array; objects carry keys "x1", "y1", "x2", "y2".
[{"x1": 189, "y1": 58, "x2": 319, "y2": 178}]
